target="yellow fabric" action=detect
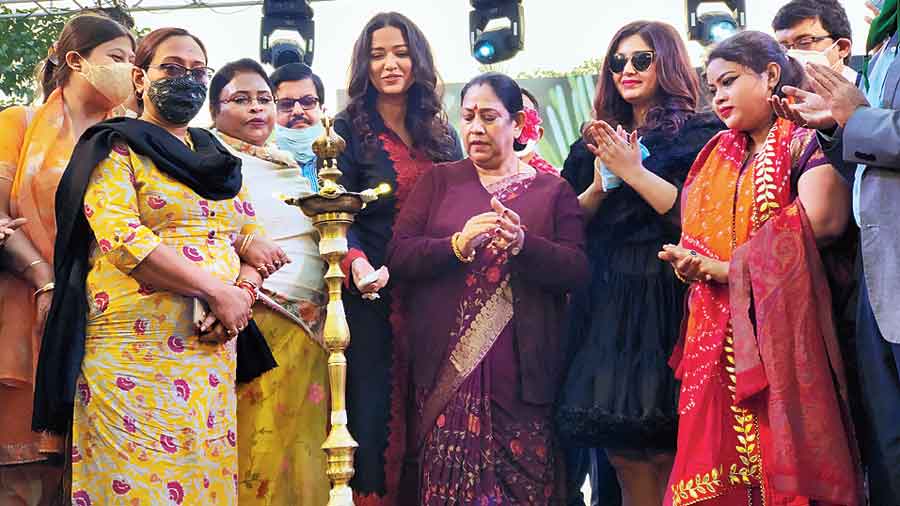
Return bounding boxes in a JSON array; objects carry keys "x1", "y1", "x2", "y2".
[
  {"x1": 237, "y1": 304, "x2": 329, "y2": 505},
  {"x1": 0, "y1": 90, "x2": 74, "y2": 466},
  {"x1": 71, "y1": 142, "x2": 258, "y2": 505}
]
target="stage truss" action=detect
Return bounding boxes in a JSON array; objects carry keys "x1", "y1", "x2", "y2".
[{"x1": 0, "y1": 0, "x2": 331, "y2": 19}]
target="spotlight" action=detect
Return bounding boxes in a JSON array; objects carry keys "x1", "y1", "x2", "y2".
[
  {"x1": 686, "y1": 0, "x2": 746, "y2": 46},
  {"x1": 469, "y1": 0, "x2": 524, "y2": 64},
  {"x1": 261, "y1": 0, "x2": 315, "y2": 67}
]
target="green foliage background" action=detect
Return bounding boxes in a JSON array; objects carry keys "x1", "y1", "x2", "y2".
[{"x1": 0, "y1": 6, "x2": 68, "y2": 108}]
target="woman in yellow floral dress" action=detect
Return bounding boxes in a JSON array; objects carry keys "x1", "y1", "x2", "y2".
[
  {"x1": 210, "y1": 58, "x2": 330, "y2": 505},
  {"x1": 32, "y1": 28, "x2": 273, "y2": 505}
]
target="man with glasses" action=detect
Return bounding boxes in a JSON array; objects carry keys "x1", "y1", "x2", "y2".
[
  {"x1": 772, "y1": 0, "x2": 856, "y2": 82},
  {"x1": 270, "y1": 63, "x2": 326, "y2": 191}
]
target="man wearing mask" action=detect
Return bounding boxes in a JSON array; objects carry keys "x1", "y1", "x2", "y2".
[
  {"x1": 772, "y1": 1, "x2": 900, "y2": 504},
  {"x1": 271, "y1": 63, "x2": 326, "y2": 192},
  {"x1": 772, "y1": 0, "x2": 857, "y2": 82}
]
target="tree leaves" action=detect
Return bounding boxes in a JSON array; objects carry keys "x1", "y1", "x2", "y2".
[{"x1": 0, "y1": 5, "x2": 67, "y2": 107}]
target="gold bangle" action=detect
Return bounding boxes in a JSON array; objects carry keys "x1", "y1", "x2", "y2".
[
  {"x1": 451, "y1": 233, "x2": 475, "y2": 263},
  {"x1": 33, "y1": 281, "x2": 55, "y2": 298},
  {"x1": 238, "y1": 233, "x2": 255, "y2": 256},
  {"x1": 672, "y1": 267, "x2": 691, "y2": 284},
  {"x1": 21, "y1": 259, "x2": 46, "y2": 274}
]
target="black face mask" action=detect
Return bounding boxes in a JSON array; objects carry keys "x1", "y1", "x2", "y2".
[{"x1": 146, "y1": 76, "x2": 207, "y2": 125}]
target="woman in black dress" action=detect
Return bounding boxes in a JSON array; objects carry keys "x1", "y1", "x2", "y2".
[
  {"x1": 333, "y1": 11, "x2": 462, "y2": 505},
  {"x1": 556, "y1": 20, "x2": 722, "y2": 506}
]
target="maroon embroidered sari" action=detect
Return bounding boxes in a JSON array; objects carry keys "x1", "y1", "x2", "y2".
[{"x1": 417, "y1": 172, "x2": 560, "y2": 506}]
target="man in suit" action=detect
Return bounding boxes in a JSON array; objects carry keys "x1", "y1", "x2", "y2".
[{"x1": 774, "y1": 5, "x2": 900, "y2": 503}]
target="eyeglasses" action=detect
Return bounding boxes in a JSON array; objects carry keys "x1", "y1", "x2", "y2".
[
  {"x1": 781, "y1": 35, "x2": 833, "y2": 51},
  {"x1": 219, "y1": 94, "x2": 274, "y2": 108},
  {"x1": 148, "y1": 63, "x2": 215, "y2": 83},
  {"x1": 276, "y1": 96, "x2": 320, "y2": 113},
  {"x1": 609, "y1": 51, "x2": 655, "y2": 74}
]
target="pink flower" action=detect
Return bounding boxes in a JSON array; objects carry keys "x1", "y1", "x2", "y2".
[
  {"x1": 112, "y1": 479, "x2": 131, "y2": 495},
  {"x1": 138, "y1": 283, "x2": 155, "y2": 296},
  {"x1": 167, "y1": 336, "x2": 185, "y2": 353},
  {"x1": 167, "y1": 481, "x2": 185, "y2": 504},
  {"x1": 98, "y1": 239, "x2": 112, "y2": 253},
  {"x1": 112, "y1": 143, "x2": 130, "y2": 156},
  {"x1": 516, "y1": 106, "x2": 543, "y2": 144},
  {"x1": 116, "y1": 377, "x2": 136, "y2": 391},
  {"x1": 83, "y1": 204, "x2": 94, "y2": 218},
  {"x1": 77, "y1": 382, "x2": 91, "y2": 405},
  {"x1": 242, "y1": 201, "x2": 256, "y2": 216},
  {"x1": 307, "y1": 383, "x2": 325, "y2": 405},
  {"x1": 147, "y1": 195, "x2": 167, "y2": 209},
  {"x1": 123, "y1": 415, "x2": 136, "y2": 433},
  {"x1": 206, "y1": 412, "x2": 215, "y2": 429},
  {"x1": 160, "y1": 434, "x2": 178, "y2": 454},
  {"x1": 182, "y1": 246, "x2": 203, "y2": 262},
  {"x1": 227, "y1": 429, "x2": 236, "y2": 447},
  {"x1": 71, "y1": 445, "x2": 83, "y2": 463},
  {"x1": 72, "y1": 490, "x2": 92, "y2": 506},
  {"x1": 208, "y1": 373, "x2": 220, "y2": 387},
  {"x1": 122, "y1": 231, "x2": 136, "y2": 243},
  {"x1": 173, "y1": 379, "x2": 190, "y2": 402},
  {"x1": 133, "y1": 318, "x2": 149, "y2": 335},
  {"x1": 198, "y1": 200, "x2": 210, "y2": 217},
  {"x1": 233, "y1": 200, "x2": 244, "y2": 214},
  {"x1": 465, "y1": 274, "x2": 477, "y2": 287},
  {"x1": 93, "y1": 292, "x2": 109, "y2": 313},
  {"x1": 203, "y1": 476, "x2": 210, "y2": 489}
]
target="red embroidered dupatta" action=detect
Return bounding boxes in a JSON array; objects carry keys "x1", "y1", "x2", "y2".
[{"x1": 666, "y1": 118, "x2": 861, "y2": 506}]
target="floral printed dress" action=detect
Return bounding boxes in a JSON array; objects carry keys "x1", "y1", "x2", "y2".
[{"x1": 71, "y1": 140, "x2": 259, "y2": 506}]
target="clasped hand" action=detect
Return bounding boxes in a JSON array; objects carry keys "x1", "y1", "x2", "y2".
[
  {"x1": 197, "y1": 284, "x2": 255, "y2": 344},
  {"x1": 769, "y1": 63, "x2": 868, "y2": 130},
  {"x1": 457, "y1": 197, "x2": 524, "y2": 257},
  {"x1": 657, "y1": 244, "x2": 729, "y2": 284},
  {"x1": 584, "y1": 120, "x2": 643, "y2": 181}
]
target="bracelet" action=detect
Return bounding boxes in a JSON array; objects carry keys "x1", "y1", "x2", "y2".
[
  {"x1": 451, "y1": 233, "x2": 475, "y2": 263},
  {"x1": 21, "y1": 259, "x2": 46, "y2": 274},
  {"x1": 235, "y1": 279, "x2": 259, "y2": 301},
  {"x1": 672, "y1": 267, "x2": 691, "y2": 284},
  {"x1": 238, "y1": 233, "x2": 255, "y2": 257},
  {"x1": 33, "y1": 282, "x2": 55, "y2": 298}
]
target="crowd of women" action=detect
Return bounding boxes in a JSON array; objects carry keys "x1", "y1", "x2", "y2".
[{"x1": 0, "y1": 0, "x2": 896, "y2": 505}]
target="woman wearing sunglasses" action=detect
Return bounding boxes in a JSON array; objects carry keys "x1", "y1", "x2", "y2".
[
  {"x1": 557, "y1": 20, "x2": 722, "y2": 506},
  {"x1": 33, "y1": 28, "x2": 275, "y2": 505}
]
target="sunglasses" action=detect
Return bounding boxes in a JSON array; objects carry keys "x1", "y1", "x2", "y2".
[
  {"x1": 276, "y1": 96, "x2": 320, "y2": 113},
  {"x1": 609, "y1": 51, "x2": 655, "y2": 74}
]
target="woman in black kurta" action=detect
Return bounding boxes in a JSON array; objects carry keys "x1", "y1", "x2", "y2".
[
  {"x1": 553, "y1": 21, "x2": 723, "y2": 505},
  {"x1": 333, "y1": 12, "x2": 462, "y2": 505}
]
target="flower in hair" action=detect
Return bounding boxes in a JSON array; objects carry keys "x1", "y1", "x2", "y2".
[{"x1": 517, "y1": 106, "x2": 542, "y2": 144}]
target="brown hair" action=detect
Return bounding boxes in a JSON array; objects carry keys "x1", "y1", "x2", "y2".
[
  {"x1": 593, "y1": 21, "x2": 700, "y2": 138},
  {"x1": 345, "y1": 12, "x2": 457, "y2": 162},
  {"x1": 39, "y1": 13, "x2": 134, "y2": 102},
  {"x1": 134, "y1": 27, "x2": 208, "y2": 70},
  {"x1": 708, "y1": 31, "x2": 806, "y2": 99}
]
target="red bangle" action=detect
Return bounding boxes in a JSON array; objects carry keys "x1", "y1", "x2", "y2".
[{"x1": 235, "y1": 280, "x2": 258, "y2": 302}]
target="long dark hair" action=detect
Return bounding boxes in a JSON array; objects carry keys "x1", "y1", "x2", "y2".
[
  {"x1": 345, "y1": 12, "x2": 456, "y2": 162},
  {"x1": 594, "y1": 21, "x2": 700, "y2": 138},
  {"x1": 39, "y1": 14, "x2": 134, "y2": 102},
  {"x1": 708, "y1": 31, "x2": 805, "y2": 99}
]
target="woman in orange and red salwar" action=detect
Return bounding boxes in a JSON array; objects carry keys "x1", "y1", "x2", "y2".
[{"x1": 658, "y1": 31, "x2": 863, "y2": 506}]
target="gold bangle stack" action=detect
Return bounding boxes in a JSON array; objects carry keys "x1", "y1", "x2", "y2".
[
  {"x1": 451, "y1": 233, "x2": 475, "y2": 263},
  {"x1": 238, "y1": 233, "x2": 255, "y2": 256},
  {"x1": 33, "y1": 281, "x2": 55, "y2": 298}
]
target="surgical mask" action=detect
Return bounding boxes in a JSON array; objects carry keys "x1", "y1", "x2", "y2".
[
  {"x1": 788, "y1": 41, "x2": 841, "y2": 71},
  {"x1": 145, "y1": 73, "x2": 207, "y2": 125},
  {"x1": 75, "y1": 54, "x2": 135, "y2": 108},
  {"x1": 275, "y1": 122, "x2": 324, "y2": 165}
]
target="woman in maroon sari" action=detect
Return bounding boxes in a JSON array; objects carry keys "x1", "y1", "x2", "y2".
[{"x1": 387, "y1": 72, "x2": 588, "y2": 504}]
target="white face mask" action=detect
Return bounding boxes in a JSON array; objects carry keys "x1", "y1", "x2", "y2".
[
  {"x1": 787, "y1": 41, "x2": 841, "y2": 71},
  {"x1": 75, "y1": 54, "x2": 135, "y2": 108}
]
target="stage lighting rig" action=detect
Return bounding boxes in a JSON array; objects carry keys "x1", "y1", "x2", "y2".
[
  {"x1": 469, "y1": 0, "x2": 524, "y2": 64},
  {"x1": 261, "y1": 0, "x2": 315, "y2": 67},
  {"x1": 686, "y1": 0, "x2": 746, "y2": 46}
]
